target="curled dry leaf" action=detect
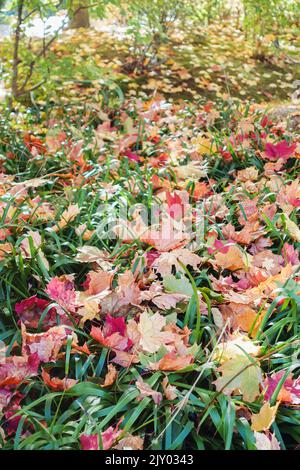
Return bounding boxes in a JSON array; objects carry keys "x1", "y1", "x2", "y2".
[
  {"x1": 136, "y1": 377, "x2": 162, "y2": 404},
  {"x1": 101, "y1": 364, "x2": 118, "y2": 388},
  {"x1": 162, "y1": 376, "x2": 177, "y2": 400},
  {"x1": 41, "y1": 369, "x2": 77, "y2": 391}
]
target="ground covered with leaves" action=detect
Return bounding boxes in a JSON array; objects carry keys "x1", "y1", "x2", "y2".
[
  {"x1": 0, "y1": 91, "x2": 299, "y2": 450},
  {"x1": 1, "y1": 16, "x2": 299, "y2": 105}
]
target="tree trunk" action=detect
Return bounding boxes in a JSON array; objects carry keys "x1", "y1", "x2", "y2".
[
  {"x1": 11, "y1": 0, "x2": 24, "y2": 101},
  {"x1": 69, "y1": 1, "x2": 90, "y2": 29}
]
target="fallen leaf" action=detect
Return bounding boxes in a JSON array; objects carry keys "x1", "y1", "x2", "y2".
[
  {"x1": 137, "y1": 312, "x2": 175, "y2": 354},
  {"x1": 284, "y1": 214, "x2": 300, "y2": 242},
  {"x1": 101, "y1": 364, "x2": 118, "y2": 388},
  {"x1": 162, "y1": 376, "x2": 177, "y2": 400},
  {"x1": 136, "y1": 377, "x2": 162, "y2": 404},
  {"x1": 251, "y1": 402, "x2": 279, "y2": 431},
  {"x1": 214, "y1": 354, "x2": 262, "y2": 402},
  {"x1": 254, "y1": 431, "x2": 281, "y2": 450},
  {"x1": 41, "y1": 369, "x2": 77, "y2": 391}
]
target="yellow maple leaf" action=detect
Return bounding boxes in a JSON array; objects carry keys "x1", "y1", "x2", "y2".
[
  {"x1": 192, "y1": 135, "x2": 217, "y2": 155},
  {"x1": 251, "y1": 402, "x2": 279, "y2": 432}
]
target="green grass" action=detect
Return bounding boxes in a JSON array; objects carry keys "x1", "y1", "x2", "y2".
[{"x1": 0, "y1": 92, "x2": 299, "y2": 450}]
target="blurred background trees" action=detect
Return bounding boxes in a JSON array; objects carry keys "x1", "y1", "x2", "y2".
[{"x1": 0, "y1": 0, "x2": 298, "y2": 102}]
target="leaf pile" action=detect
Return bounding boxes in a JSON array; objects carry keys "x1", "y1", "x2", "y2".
[{"x1": 0, "y1": 95, "x2": 299, "y2": 450}]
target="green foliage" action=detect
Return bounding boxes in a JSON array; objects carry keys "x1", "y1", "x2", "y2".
[
  {"x1": 242, "y1": 0, "x2": 300, "y2": 46},
  {"x1": 0, "y1": 96, "x2": 299, "y2": 450},
  {"x1": 119, "y1": 0, "x2": 194, "y2": 68}
]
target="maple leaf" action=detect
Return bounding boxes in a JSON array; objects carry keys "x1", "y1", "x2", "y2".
[
  {"x1": 76, "y1": 246, "x2": 111, "y2": 268},
  {"x1": 251, "y1": 402, "x2": 279, "y2": 432},
  {"x1": 97, "y1": 270, "x2": 141, "y2": 316},
  {"x1": 263, "y1": 371, "x2": 300, "y2": 404},
  {"x1": 84, "y1": 270, "x2": 114, "y2": 296},
  {"x1": 140, "y1": 282, "x2": 187, "y2": 309},
  {"x1": 45, "y1": 275, "x2": 76, "y2": 314},
  {"x1": 238, "y1": 162, "x2": 258, "y2": 180},
  {"x1": 80, "y1": 434, "x2": 99, "y2": 451},
  {"x1": 141, "y1": 226, "x2": 189, "y2": 252},
  {"x1": 154, "y1": 248, "x2": 201, "y2": 276},
  {"x1": 165, "y1": 190, "x2": 190, "y2": 221},
  {"x1": 264, "y1": 141, "x2": 297, "y2": 161},
  {"x1": 116, "y1": 270, "x2": 141, "y2": 305},
  {"x1": 173, "y1": 161, "x2": 208, "y2": 181},
  {"x1": 112, "y1": 350, "x2": 139, "y2": 368},
  {"x1": 213, "y1": 333, "x2": 261, "y2": 363},
  {"x1": 151, "y1": 293, "x2": 187, "y2": 309},
  {"x1": 282, "y1": 242, "x2": 299, "y2": 266},
  {"x1": 192, "y1": 135, "x2": 217, "y2": 155},
  {"x1": 0, "y1": 353, "x2": 40, "y2": 388},
  {"x1": 152, "y1": 353, "x2": 194, "y2": 371},
  {"x1": 21, "y1": 324, "x2": 70, "y2": 363},
  {"x1": 15, "y1": 295, "x2": 60, "y2": 330},
  {"x1": 0, "y1": 242, "x2": 13, "y2": 260},
  {"x1": 137, "y1": 311, "x2": 175, "y2": 354},
  {"x1": 76, "y1": 293, "x2": 103, "y2": 324},
  {"x1": 163, "y1": 274, "x2": 193, "y2": 296},
  {"x1": 91, "y1": 324, "x2": 130, "y2": 352},
  {"x1": 277, "y1": 179, "x2": 300, "y2": 214},
  {"x1": 214, "y1": 245, "x2": 252, "y2": 271},
  {"x1": 254, "y1": 431, "x2": 280, "y2": 450},
  {"x1": 220, "y1": 303, "x2": 258, "y2": 332},
  {"x1": 214, "y1": 354, "x2": 262, "y2": 402},
  {"x1": 99, "y1": 418, "x2": 124, "y2": 450},
  {"x1": 0, "y1": 389, "x2": 14, "y2": 413}
]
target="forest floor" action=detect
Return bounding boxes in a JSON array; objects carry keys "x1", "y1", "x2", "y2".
[{"x1": 0, "y1": 16, "x2": 299, "y2": 105}]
